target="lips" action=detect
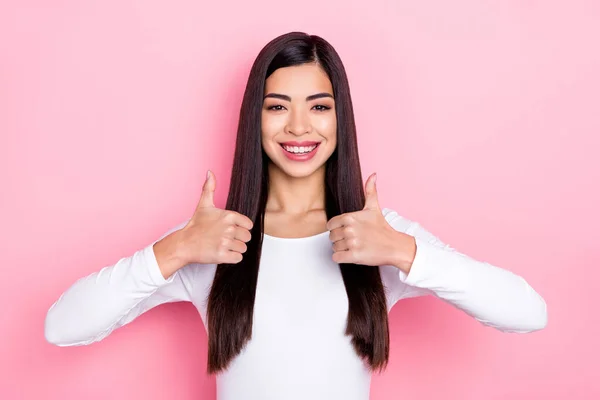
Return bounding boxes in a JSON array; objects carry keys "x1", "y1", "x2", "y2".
[
  {"x1": 280, "y1": 141, "x2": 320, "y2": 147},
  {"x1": 279, "y1": 141, "x2": 321, "y2": 161}
]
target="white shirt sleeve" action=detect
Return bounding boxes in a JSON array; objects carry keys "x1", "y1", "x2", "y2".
[
  {"x1": 44, "y1": 220, "x2": 196, "y2": 346},
  {"x1": 380, "y1": 208, "x2": 547, "y2": 333}
]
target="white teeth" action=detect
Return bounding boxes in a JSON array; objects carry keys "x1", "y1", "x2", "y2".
[{"x1": 282, "y1": 144, "x2": 317, "y2": 154}]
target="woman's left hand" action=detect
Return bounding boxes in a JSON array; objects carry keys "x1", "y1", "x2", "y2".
[{"x1": 326, "y1": 173, "x2": 416, "y2": 274}]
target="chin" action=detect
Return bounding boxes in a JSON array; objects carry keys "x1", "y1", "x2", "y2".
[
  {"x1": 270, "y1": 159, "x2": 325, "y2": 178},
  {"x1": 282, "y1": 166, "x2": 323, "y2": 178}
]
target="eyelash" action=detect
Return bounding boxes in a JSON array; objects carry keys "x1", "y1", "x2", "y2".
[{"x1": 267, "y1": 104, "x2": 331, "y2": 112}]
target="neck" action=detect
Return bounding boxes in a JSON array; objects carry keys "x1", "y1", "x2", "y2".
[{"x1": 265, "y1": 162, "x2": 326, "y2": 215}]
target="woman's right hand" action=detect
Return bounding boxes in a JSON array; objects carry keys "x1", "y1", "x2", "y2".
[{"x1": 154, "y1": 170, "x2": 253, "y2": 278}]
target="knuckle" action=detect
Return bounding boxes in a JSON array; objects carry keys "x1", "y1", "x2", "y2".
[
  {"x1": 238, "y1": 228, "x2": 250, "y2": 241},
  {"x1": 348, "y1": 250, "x2": 356, "y2": 261},
  {"x1": 224, "y1": 211, "x2": 235, "y2": 221},
  {"x1": 216, "y1": 248, "x2": 227, "y2": 259}
]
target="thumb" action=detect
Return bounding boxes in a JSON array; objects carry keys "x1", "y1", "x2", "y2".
[
  {"x1": 363, "y1": 173, "x2": 380, "y2": 210},
  {"x1": 198, "y1": 170, "x2": 216, "y2": 208}
]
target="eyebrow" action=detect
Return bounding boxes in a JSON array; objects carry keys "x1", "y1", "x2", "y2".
[{"x1": 263, "y1": 92, "x2": 334, "y2": 102}]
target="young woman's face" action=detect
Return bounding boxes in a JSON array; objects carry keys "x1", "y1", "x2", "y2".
[{"x1": 261, "y1": 63, "x2": 337, "y2": 178}]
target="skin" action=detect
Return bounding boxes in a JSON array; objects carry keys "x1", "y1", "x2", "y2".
[
  {"x1": 261, "y1": 63, "x2": 416, "y2": 272},
  {"x1": 261, "y1": 63, "x2": 337, "y2": 238},
  {"x1": 153, "y1": 63, "x2": 416, "y2": 279}
]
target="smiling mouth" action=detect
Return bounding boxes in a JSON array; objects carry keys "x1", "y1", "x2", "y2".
[{"x1": 280, "y1": 143, "x2": 320, "y2": 154}]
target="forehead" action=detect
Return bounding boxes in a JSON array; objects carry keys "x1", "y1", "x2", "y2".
[{"x1": 264, "y1": 63, "x2": 333, "y2": 95}]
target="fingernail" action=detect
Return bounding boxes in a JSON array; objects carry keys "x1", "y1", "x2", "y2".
[{"x1": 207, "y1": 169, "x2": 211, "y2": 179}]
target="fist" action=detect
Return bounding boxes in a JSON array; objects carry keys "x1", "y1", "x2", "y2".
[
  {"x1": 179, "y1": 170, "x2": 254, "y2": 265},
  {"x1": 326, "y1": 173, "x2": 416, "y2": 272}
]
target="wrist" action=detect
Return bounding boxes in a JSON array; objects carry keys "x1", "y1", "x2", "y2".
[
  {"x1": 153, "y1": 231, "x2": 188, "y2": 279},
  {"x1": 390, "y1": 231, "x2": 416, "y2": 274}
]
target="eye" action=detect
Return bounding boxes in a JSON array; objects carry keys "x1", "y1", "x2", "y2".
[{"x1": 266, "y1": 104, "x2": 331, "y2": 112}]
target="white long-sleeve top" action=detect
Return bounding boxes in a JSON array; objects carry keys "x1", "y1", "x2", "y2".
[{"x1": 44, "y1": 208, "x2": 547, "y2": 400}]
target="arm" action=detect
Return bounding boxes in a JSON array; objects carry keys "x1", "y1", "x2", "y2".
[
  {"x1": 381, "y1": 208, "x2": 548, "y2": 333},
  {"x1": 44, "y1": 220, "x2": 195, "y2": 346}
]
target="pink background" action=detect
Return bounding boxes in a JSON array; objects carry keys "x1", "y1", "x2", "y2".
[{"x1": 1, "y1": 1, "x2": 598, "y2": 399}]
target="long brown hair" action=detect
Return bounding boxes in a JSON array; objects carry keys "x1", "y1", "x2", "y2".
[{"x1": 206, "y1": 31, "x2": 390, "y2": 374}]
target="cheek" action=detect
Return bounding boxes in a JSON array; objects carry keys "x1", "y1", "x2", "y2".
[
  {"x1": 316, "y1": 115, "x2": 337, "y2": 141},
  {"x1": 261, "y1": 114, "x2": 278, "y2": 141}
]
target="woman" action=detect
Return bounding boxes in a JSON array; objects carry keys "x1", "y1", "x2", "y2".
[{"x1": 44, "y1": 32, "x2": 547, "y2": 399}]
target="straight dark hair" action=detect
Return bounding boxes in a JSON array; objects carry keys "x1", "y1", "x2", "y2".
[{"x1": 206, "y1": 31, "x2": 390, "y2": 374}]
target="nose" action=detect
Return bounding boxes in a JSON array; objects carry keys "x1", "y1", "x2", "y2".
[{"x1": 285, "y1": 106, "x2": 311, "y2": 136}]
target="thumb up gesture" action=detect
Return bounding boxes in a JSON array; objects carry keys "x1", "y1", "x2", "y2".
[
  {"x1": 178, "y1": 170, "x2": 254, "y2": 266},
  {"x1": 326, "y1": 173, "x2": 416, "y2": 272}
]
